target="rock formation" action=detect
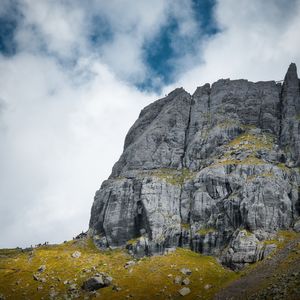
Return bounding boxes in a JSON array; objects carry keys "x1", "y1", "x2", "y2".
[{"x1": 89, "y1": 63, "x2": 300, "y2": 269}]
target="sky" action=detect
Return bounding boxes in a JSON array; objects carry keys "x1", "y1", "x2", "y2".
[{"x1": 0, "y1": 0, "x2": 300, "y2": 248}]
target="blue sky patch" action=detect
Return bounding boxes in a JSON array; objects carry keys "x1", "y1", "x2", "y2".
[
  {"x1": 89, "y1": 15, "x2": 113, "y2": 48},
  {"x1": 141, "y1": 0, "x2": 218, "y2": 92},
  {"x1": 0, "y1": 2, "x2": 20, "y2": 56},
  {"x1": 0, "y1": 0, "x2": 219, "y2": 93},
  {"x1": 192, "y1": 0, "x2": 218, "y2": 35}
]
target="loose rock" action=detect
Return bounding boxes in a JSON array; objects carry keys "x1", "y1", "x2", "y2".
[
  {"x1": 182, "y1": 278, "x2": 190, "y2": 285},
  {"x1": 174, "y1": 276, "x2": 182, "y2": 284},
  {"x1": 179, "y1": 287, "x2": 191, "y2": 296},
  {"x1": 82, "y1": 274, "x2": 112, "y2": 291},
  {"x1": 38, "y1": 265, "x2": 46, "y2": 273},
  {"x1": 180, "y1": 268, "x2": 192, "y2": 275},
  {"x1": 124, "y1": 261, "x2": 136, "y2": 269},
  {"x1": 71, "y1": 251, "x2": 81, "y2": 258}
]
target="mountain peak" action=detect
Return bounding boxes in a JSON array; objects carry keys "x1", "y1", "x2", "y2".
[{"x1": 284, "y1": 62, "x2": 298, "y2": 83}]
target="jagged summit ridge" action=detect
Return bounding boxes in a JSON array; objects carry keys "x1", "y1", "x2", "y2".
[{"x1": 89, "y1": 64, "x2": 300, "y2": 269}]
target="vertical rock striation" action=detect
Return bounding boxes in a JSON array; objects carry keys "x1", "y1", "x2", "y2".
[{"x1": 89, "y1": 64, "x2": 300, "y2": 269}]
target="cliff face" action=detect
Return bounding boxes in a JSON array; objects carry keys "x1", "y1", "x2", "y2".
[{"x1": 89, "y1": 64, "x2": 300, "y2": 269}]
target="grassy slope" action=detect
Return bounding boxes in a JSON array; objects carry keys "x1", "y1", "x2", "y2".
[
  {"x1": 0, "y1": 239, "x2": 238, "y2": 300},
  {"x1": 1, "y1": 233, "x2": 300, "y2": 300}
]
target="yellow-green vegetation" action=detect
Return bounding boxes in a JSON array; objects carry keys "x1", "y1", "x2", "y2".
[
  {"x1": 126, "y1": 238, "x2": 140, "y2": 246},
  {"x1": 0, "y1": 239, "x2": 239, "y2": 300},
  {"x1": 242, "y1": 229, "x2": 253, "y2": 237},
  {"x1": 181, "y1": 223, "x2": 191, "y2": 230},
  {"x1": 211, "y1": 130, "x2": 278, "y2": 168},
  {"x1": 151, "y1": 168, "x2": 196, "y2": 186},
  {"x1": 246, "y1": 172, "x2": 274, "y2": 181},
  {"x1": 256, "y1": 230, "x2": 299, "y2": 250},
  {"x1": 216, "y1": 120, "x2": 241, "y2": 129},
  {"x1": 226, "y1": 132, "x2": 274, "y2": 151},
  {"x1": 277, "y1": 162, "x2": 290, "y2": 171},
  {"x1": 211, "y1": 156, "x2": 265, "y2": 168},
  {"x1": 197, "y1": 228, "x2": 216, "y2": 235}
]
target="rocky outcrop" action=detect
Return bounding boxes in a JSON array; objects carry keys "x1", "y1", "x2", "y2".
[{"x1": 89, "y1": 64, "x2": 300, "y2": 269}]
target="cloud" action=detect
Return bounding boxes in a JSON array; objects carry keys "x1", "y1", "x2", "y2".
[
  {"x1": 0, "y1": 52, "x2": 155, "y2": 247},
  {"x1": 0, "y1": 0, "x2": 299, "y2": 247},
  {"x1": 173, "y1": 0, "x2": 300, "y2": 92}
]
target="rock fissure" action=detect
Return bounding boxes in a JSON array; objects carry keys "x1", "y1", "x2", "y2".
[{"x1": 181, "y1": 94, "x2": 193, "y2": 167}]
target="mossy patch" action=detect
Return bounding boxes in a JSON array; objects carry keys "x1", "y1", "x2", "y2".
[
  {"x1": 226, "y1": 132, "x2": 274, "y2": 151},
  {"x1": 151, "y1": 168, "x2": 196, "y2": 186},
  {"x1": 212, "y1": 156, "x2": 265, "y2": 167},
  {"x1": 181, "y1": 223, "x2": 191, "y2": 230},
  {"x1": 126, "y1": 238, "x2": 140, "y2": 246},
  {"x1": 277, "y1": 162, "x2": 289, "y2": 171},
  {"x1": 197, "y1": 228, "x2": 216, "y2": 235},
  {"x1": 217, "y1": 120, "x2": 241, "y2": 129}
]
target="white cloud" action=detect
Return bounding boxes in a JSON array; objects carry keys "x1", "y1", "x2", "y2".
[
  {"x1": 0, "y1": 53, "x2": 156, "y2": 247},
  {"x1": 16, "y1": 0, "x2": 85, "y2": 58},
  {"x1": 1, "y1": 0, "x2": 300, "y2": 247},
  {"x1": 174, "y1": 0, "x2": 300, "y2": 93}
]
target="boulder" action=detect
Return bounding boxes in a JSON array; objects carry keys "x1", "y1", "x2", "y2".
[{"x1": 81, "y1": 274, "x2": 112, "y2": 291}]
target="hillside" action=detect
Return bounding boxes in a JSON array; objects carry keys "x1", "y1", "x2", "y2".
[{"x1": 0, "y1": 231, "x2": 299, "y2": 300}]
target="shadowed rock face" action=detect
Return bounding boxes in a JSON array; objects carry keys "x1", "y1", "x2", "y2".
[{"x1": 89, "y1": 64, "x2": 300, "y2": 269}]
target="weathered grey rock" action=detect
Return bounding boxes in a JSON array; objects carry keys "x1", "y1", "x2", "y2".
[
  {"x1": 182, "y1": 278, "x2": 190, "y2": 285},
  {"x1": 68, "y1": 284, "x2": 77, "y2": 291},
  {"x1": 174, "y1": 276, "x2": 182, "y2": 284},
  {"x1": 280, "y1": 63, "x2": 300, "y2": 166},
  {"x1": 180, "y1": 268, "x2": 192, "y2": 276},
  {"x1": 124, "y1": 261, "x2": 136, "y2": 269},
  {"x1": 81, "y1": 274, "x2": 112, "y2": 291},
  {"x1": 89, "y1": 64, "x2": 300, "y2": 269},
  {"x1": 111, "y1": 88, "x2": 192, "y2": 177},
  {"x1": 221, "y1": 230, "x2": 265, "y2": 270},
  {"x1": 71, "y1": 251, "x2": 81, "y2": 258},
  {"x1": 38, "y1": 265, "x2": 46, "y2": 273},
  {"x1": 179, "y1": 287, "x2": 191, "y2": 296},
  {"x1": 33, "y1": 274, "x2": 39, "y2": 281},
  {"x1": 294, "y1": 219, "x2": 300, "y2": 232}
]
